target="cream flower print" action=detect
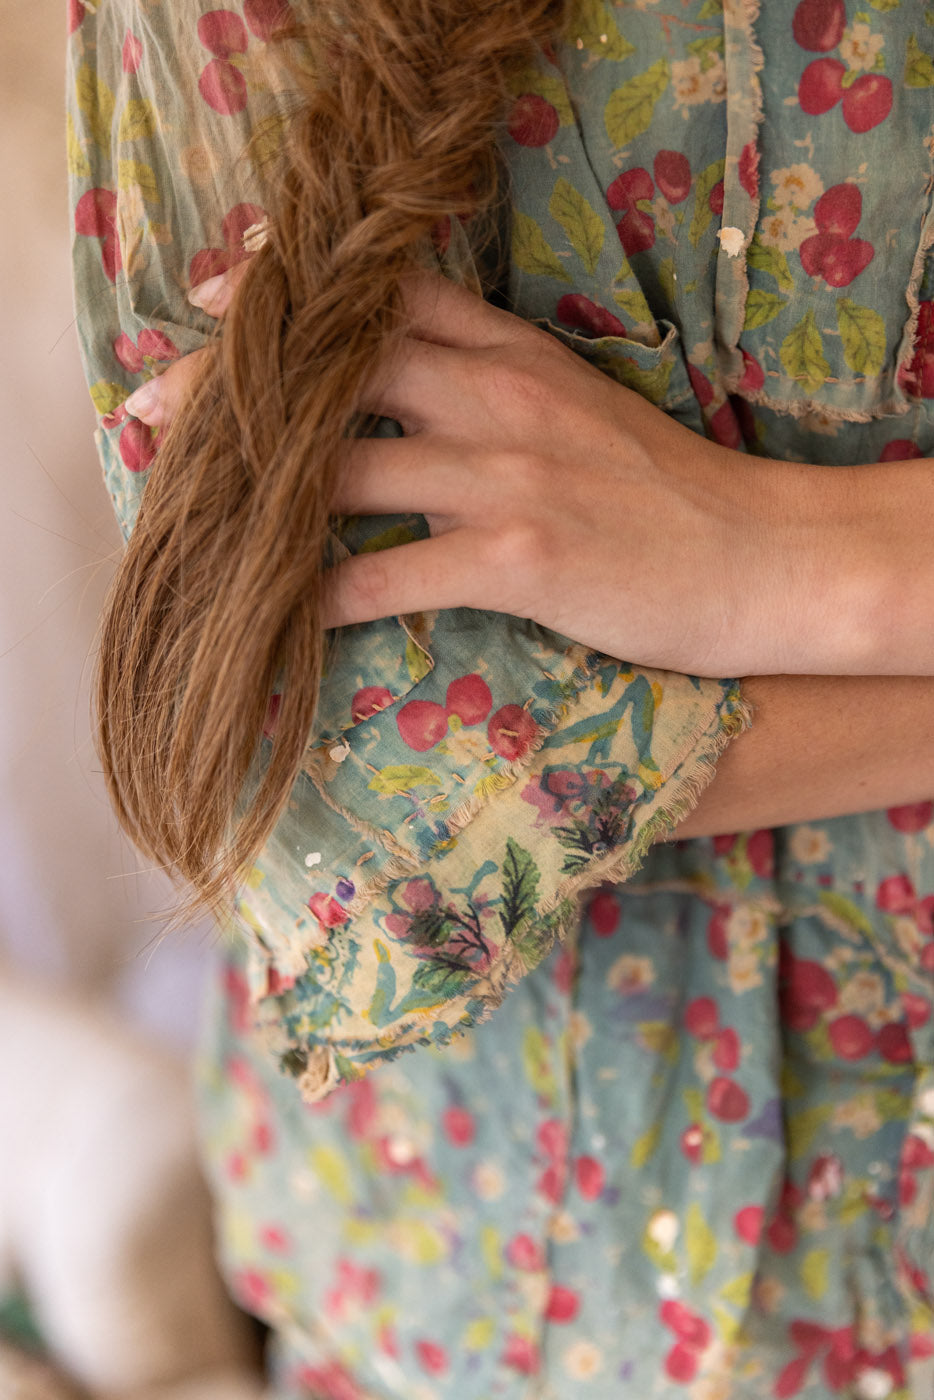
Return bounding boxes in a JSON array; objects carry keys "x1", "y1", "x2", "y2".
[
  {"x1": 728, "y1": 947, "x2": 763, "y2": 995},
  {"x1": 608, "y1": 953, "x2": 655, "y2": 994},
  {"x1": 471, "y1": 1160, "x2": 506, "y2": 1201},
  {"x1": 838, "y1": 969, "x2": 885, "y2": 1017},
  {"x1": 671, "y1": 54, "x2": 727, "y2": 110},
  {"x1": 770, "y1": 163, "x2": 824, "y2": 212},
  {"x1": 727, "y1": 905, "x2": 769, "y2": 950},
  {"x1": 752, "y1": 1275, "x2": 785, "y2": 1315},
  {"x1": 789, "y1": 824, "x2": 832, "y2": 864},
  {"x1": 549, "y1": 1210, "x2": 580, "y2": 1244},
  {"x1": 563, "y1": 1339, "x2": 604, "y2": 1379},
  {"x1": 758, "y1": 208, "x2": 817, "y2": 253},
  {"x1": 840, "y1": 22, "x2": 885, "y2": 74},
  {"x1": 833, "y1": 1093, "x2": 882, "y2": 1140}
]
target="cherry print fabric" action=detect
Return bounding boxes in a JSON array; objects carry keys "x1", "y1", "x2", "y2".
[{"x1": 68, "y1": 0, "x2": 934, "y2": 1396}]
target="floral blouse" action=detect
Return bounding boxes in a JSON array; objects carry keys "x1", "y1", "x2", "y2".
[{"x1": 68, "y1": 1, "x2": 934, "y2": 1397}]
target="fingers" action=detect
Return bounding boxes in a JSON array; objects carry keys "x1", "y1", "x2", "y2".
[
  {"x1": 323, "y1": 528, "x2": 493, "y2": 628},
  {"x1": 334, "y1": 435, "x2": 471, "y2": 516},
  {"x1": 400, "y1": 270, "x2": 532, "y2": 350},
  {"x1": 123, "y1": 347, "x2": 213, "y2": 428},
  {"x1": 187, "y1": 257, "x2": 251, "y2": 316}
]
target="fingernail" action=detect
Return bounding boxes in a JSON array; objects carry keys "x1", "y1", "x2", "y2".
[
  {"x1": 188, "y1": 273, "x2": 225, "y2": 309},
  {"x1": 124, "y1": 379, "x2": 160, "y2": 418}
]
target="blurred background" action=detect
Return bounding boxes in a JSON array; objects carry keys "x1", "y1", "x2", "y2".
[{"x1": 1, "y1": 0, "x2": 211, "y2": 1043}]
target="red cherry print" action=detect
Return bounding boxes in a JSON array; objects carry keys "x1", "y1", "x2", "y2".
[
  {"x1": 746, "y1": 828, "x2": 775, "y2": 878},
  {"x1": 875, "y1": 873, "x2": 916, "y2": 913},
  {"x1": 902, "y1": 992, "x2": 931, "y2": 1030},
  {"x1": 588, "y1": 889, "x2": 620, "y2": 937},
  {"x1": 734, "y1": 1204, "x2": 764, "y2": 1244},
  {"x1": 876, "y1": 1022, "x2": 912, "y2": 1064},
  {"x1": 444, "y1": 673, "x2": 492, "y2": 725},
  {"x1": 653, "y1": 150, "x2": 691, "y2": 205},
  {"x1": 351, "y1": 685, "x2": 394, "y2": 723},
  {"x1": 680, "y1": 1124, "x2": 704, "y2": 1164},
  {"x1": 687, "y1": 363, "x2": 715, "y2": 407},
  {"x1": 813, "y1": 183, "x2": 862, "y2": 238},
  {"x1": 684, "y1": 995, "x2": 719, "y2": 1039},
  {"x1": 487, "y1": 704, "x2": 538, "y2": 761},
  {"x1": 545, "y1": 1285, "x2": 580, "y2": 1323},
  {"x1": 709, "y1": 400, "x2": 742, "y2": 450},
  {"x1": 501, "y1": 1334, "x2": 540, "y2": 1375},
  {"x1": 900, "y1": 302, "x2": 934, "y2": 398},
  {"x1": 122, "y1": 31, "x2": 143, "y2": 73},
  {"x1": 537, "y1": 1117, "x2": 568, "y2": 1162},
  {"x1": 738, "y1": 349, "x2": 765, "y2": 393},
  {"x1": 827, "y1": 1014, "x2": 873, "y2": 1060},
  {"x1": 507, "y1": 93, "x2": 559, "y2": 147},
  {"x1": 442, "y1": 1106, "x2": 476, "y2": 1146},
  {"x1": 198, "y1": 58, "x2": 248, "y2": 115},
  {"x1": 118, "y1": 418, "x2": 156, "y2": 472},
  {"x1": 415, "y1": 1340, "x2": 448, "y2": 1376},
  {"x1": 713, "y1": 1027, "x2": 741, "y2": 1071},
  {"x1": 706, "y1": 1077, "x2": 749, "y2": 1122},
  {"x1": 792, "y1": 0, "x2": 846, "y2": 52},
  {"x1": 774, "y1": 1356, "x2": 813, "y2": 1400},
  {"x1": 555, "y1": 294, "x2": 627, "y2": 339},
  {"x1": 738, "y1": 140, "x2": 759, "y2": 200},
  {"x1": 766, "y1": 1212, "x2": 797, "y2": 1254},
  {"x1": 114, "y1": 333, "x2": 145, "y2": 374},
  {"x1": 75, "y1": 187, "x2": 118, "y2": 235},
  {"x1": 137, "y1": 329, "x2": 180, "y2": 360},
  {"x1": 189, "y1": 247, "x2": 232, "y2": 286},
  {"x1": 506, "y1": 1233, "x2": 545, "y2": 1270},
  {"x1": 665, "y1": 1343, "x2": 699, "y2": 1382},
  {"x1": 790, "y1": 1320, "x2": 833, "y2": 1355},
  {"x1": 886, "y1": 800, "x2": 934, "y2": 831},
  {"x1": 607, "y1": 166, "x2": 655, "y2": 210},
  {"x1": 575, "y1": 1154, "x2": 605, "y2": 1200},
  {"x1": 659, "y1": 1301, "x2": 712, "y2": 1349},
  {"x1": 779, "y1": 952, "x2": 838, "y2": 1031},
  {"x1": 308, "y1": 892, "x2": 350, "y2": 929},
  {"x1": 798, "y1": 58, "x2": 846, "y2": 115},
  {"x1": 902, "y1": 1133, "x2": 934, "y2": 1169},
  {"x1": 878, "y1": 440, "x2": 923, "y2": 462},
  {"x1": 706, "y1": 905, "x2": 729, "y2": 960},
  {"x1": 708, "y1": 179, "x2": 725, "y2": 217},
  {"x1": 799, "y1": 232, "x2": 874, "y2": 287},
  {"x1": 197, "y1": 10, "x2": 248, "y2": 57},
  {"x1": 617, "y1": 209, "x2": 655, "y2": 256},
  {"x1": 842, "y1": 73, "x2": 893, "y2": 134},
  {"x1": 395, "y1": 699, "x2": 448, "y2": 751},
  {"x1": 67, "y1": 0, "x2": 86, "y2": 33},
  {"x1": 222, "y1": 203, "x2": 268, "y2": 246},
  {"x1": 244, "y1": 0, "x2": 293, "y2": 40}
]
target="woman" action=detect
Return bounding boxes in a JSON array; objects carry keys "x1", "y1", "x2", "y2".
[{"x1": 70, "y1": 0, "x2": 934, "y2": 1394}]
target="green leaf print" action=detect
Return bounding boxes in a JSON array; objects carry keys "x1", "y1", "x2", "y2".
[
  {"x1": 549, "y1": 178, "x2": 606, "y2": 276},
  {"x1": 869, "y1": 0, "x2": 900, "y2": 9},
  {"x1": 89, "y1": 380, "x2": 129, "y2": 416},
  {"x1": 66, "y1": 112, "x2": 91, "y2": 178},
  {"x1": 612, "y1": 286, "x2": 656, "y2": 326},
  {"x1": 117, "y1": 159, "x2": 159, "y2": 203},
  {"x1": 604, "y1": 59, "x2": 670, "y2": 150},
  {"x1": 719, "y1": 1272, "x2": 754, "y2": 1308},
  {"x1": 630, "y1": 1121, "x2": 661, "y2": 1168},
  {"x1": 780, "y1": 310, "x2": 830, "y2": 395},
  {"x1": 358, "y1": 521, "x2": 419, "y2": 553},
  {"x1": 512, "y1": 209, "x2": 572, "y2": 283},
  {"x1": 117, "y1": 98, "x2": 156, "y2": 142},
  {"x1": 367, "y1": 765, "x2": 442, "y2": 795},
  {"x1": 75, "y1": 62, "x2": 115, "y2": 151},
  {"x1": 905, "y1": 34, "x2": 934, "y2": 86},
  {"x1": 817, "y1": 889, "x2": 876, "y2": 938},
  {"x1": 507, "y1": 70, "x2": 575, "y2": 126},
  {"x1": 499, "y1": 838, "x2": 541, "y2": 937},
  {"x1": 521, "y1": 1025, "x2": 557, "y2": 1101},
  {"x1": 747, "y1": 234, "x2": 795, "y2": 291},
  {"x1": 609, "y1": 355, "x2": 673, "y2": 404},
  {"x1": 837, "y1": 298, "x2": 886, "y2": 375},
  {"x1": 657, "y1": 256, "x2": 678, "y2": 306},
  {"x1": 686, "y1": 1202, "x2": 718, "y2": 1285},
  {"x1": 687, "y1": 33, "x2": 725, "y2": 69},
  {"x1": 743, "y1": 289, "x2": 788, "y2": 331},
  {"x1": 698, "y1": 0, "x2": 724, "y2": 15},
  {"x1": 801, "y1": 1249, "x2": 829, "y2": 1301},
  {"x1": 787, "y1": 1103, "x2": 831, "y2": 1159},
  {"x1": 689, "y1": 159, "x2": 726, "y2": 247},
  {"x1": 567, "y1": 0, "x2": 636, "y2": 62},
  {"x1": 405, "y1": 636, "x2": 432, "y2": 685}
]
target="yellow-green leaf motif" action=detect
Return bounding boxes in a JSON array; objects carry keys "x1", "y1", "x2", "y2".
[
  {"x1": 367, "y1": 765, "x2": 442, "y2": 796},
  {"x1": 118, "y1": 159, "x2": 160, "y2": 203},
  {"x1": 568, "y1": 0, "x2": 636, "y2": 61},
  {"x1": 549, "y1": 178, "x2": 606, "y2": 275},
  {"x1": 780, "y1": 310, "x2": 830, "y2": 394},
  {"x1": 89, "y1": 380, "x2": 128, "y2": 416},
  {"x1": 605, "y1": 59, "x2": 670, "y2": 150},
  {"x1": 66, "y1": 112, "x2": 91, "y2": 178},
  {"x1": 75, "y1": 63, "x2": 115, "y2": 151},
  {"x1": 905, "y1": 33, "x2": 934, "y2": 85},
  {"x1": 118, "y1": 99, "x2": 156, "y2": 142},
  {"x1": 747, "y1": 235, "x2": 794, "y2": 290},
  {"x1": 744, "y1": 289, "x2": 788, "y2": 331},
  {"x1": 801, "y1": 1249, "x2": 829, "y2": 1300},
  {"x1": 836, "y1": 297, "x2": 886, "y2": 376},
  {"x1": 689, "y1": 159, "x2": 726, "y2": 247},
  {"x1": 512, "y1": 210, "x2": 572, "y2": 283},
  {"x1": 686, "y1": 1202, "x2": 718, "y2": 1285}
]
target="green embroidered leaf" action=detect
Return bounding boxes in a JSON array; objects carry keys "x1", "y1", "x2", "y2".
[
  {"x1": 686, "y1": 1202, "x2": 718, "y2": 1285},
  {"x1": 567, "y1": 0, "x2": 636, "y2": 61},
  {"x1": 689, "y1": 159, "x2": 726, "y2": 247},
  {"x1": 117, "y1": 98, "x2": 156, "y2": 142},
  {"x1": 66, "y1": 111, "x2": 91, "y2": 178},
  {"x1": 609, "y1": 355, "x2": 673, "y2": 404},
  {"x1": 780, "y1": 310, "x2": 830, "y2": 394},
  {"x1": 743, "y1": 289, "x2": 788, "y2": 331},
  {"x1": 604, "y1": 59, "x2": 670, "y2": 150},
  {"x1": 630, "y1": 1121, "x2": 661, "y2": 1168},
  {"x1": 905, "y1": 34, "x2": 934, "y2": 85},
  {"x1": 720, "y1": 1272, "x2": 754, "y2": 1308},
  {"x1": 801, "y1": 1249, "x2": 829, "y2": 1301},
  {"x1": 512, "y1": 209, "x2": 572, "y2": 283},
  {"x1": 405, "y1": 636, "x2": 432, "y2": 685},
  {"x1": 117, "y1": 159, "x2": 159, "y2": 202},
  {"x1": 747, "y1": 234, "x2": 794, "y2": 290},
  {"x1": 817, "y1": 889, "x2": 876, "y2": 937},
  {"x1": 89, "y1": 380, "x2": 128, "y2": 416},
  {"x1": 367, "y1": 764, "x2": 442, "y2": 795},
  {"x1": 549, "y1": 178, "x2": 606, "y2": 275},
  {"x1": 75, "y1": 62, "x2": 115, "y2": 150},
  {"x1": 507, "y1": 70, "x2": 575, "y2": 125},
  {"x1": 837, "y1": 298, "x2": 886, "y2": 375},
  {"x1": 500, "y1": 837, "x2": 541, "y2": 936}
]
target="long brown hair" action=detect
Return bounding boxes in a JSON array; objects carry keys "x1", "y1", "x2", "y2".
[{"x1": 96, "y1": 0, "x2": 570, "y2": 916}]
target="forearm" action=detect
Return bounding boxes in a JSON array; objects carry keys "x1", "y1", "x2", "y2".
[{"x1": 674, "y1": 673, "x2": 934, "y2": 838}]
